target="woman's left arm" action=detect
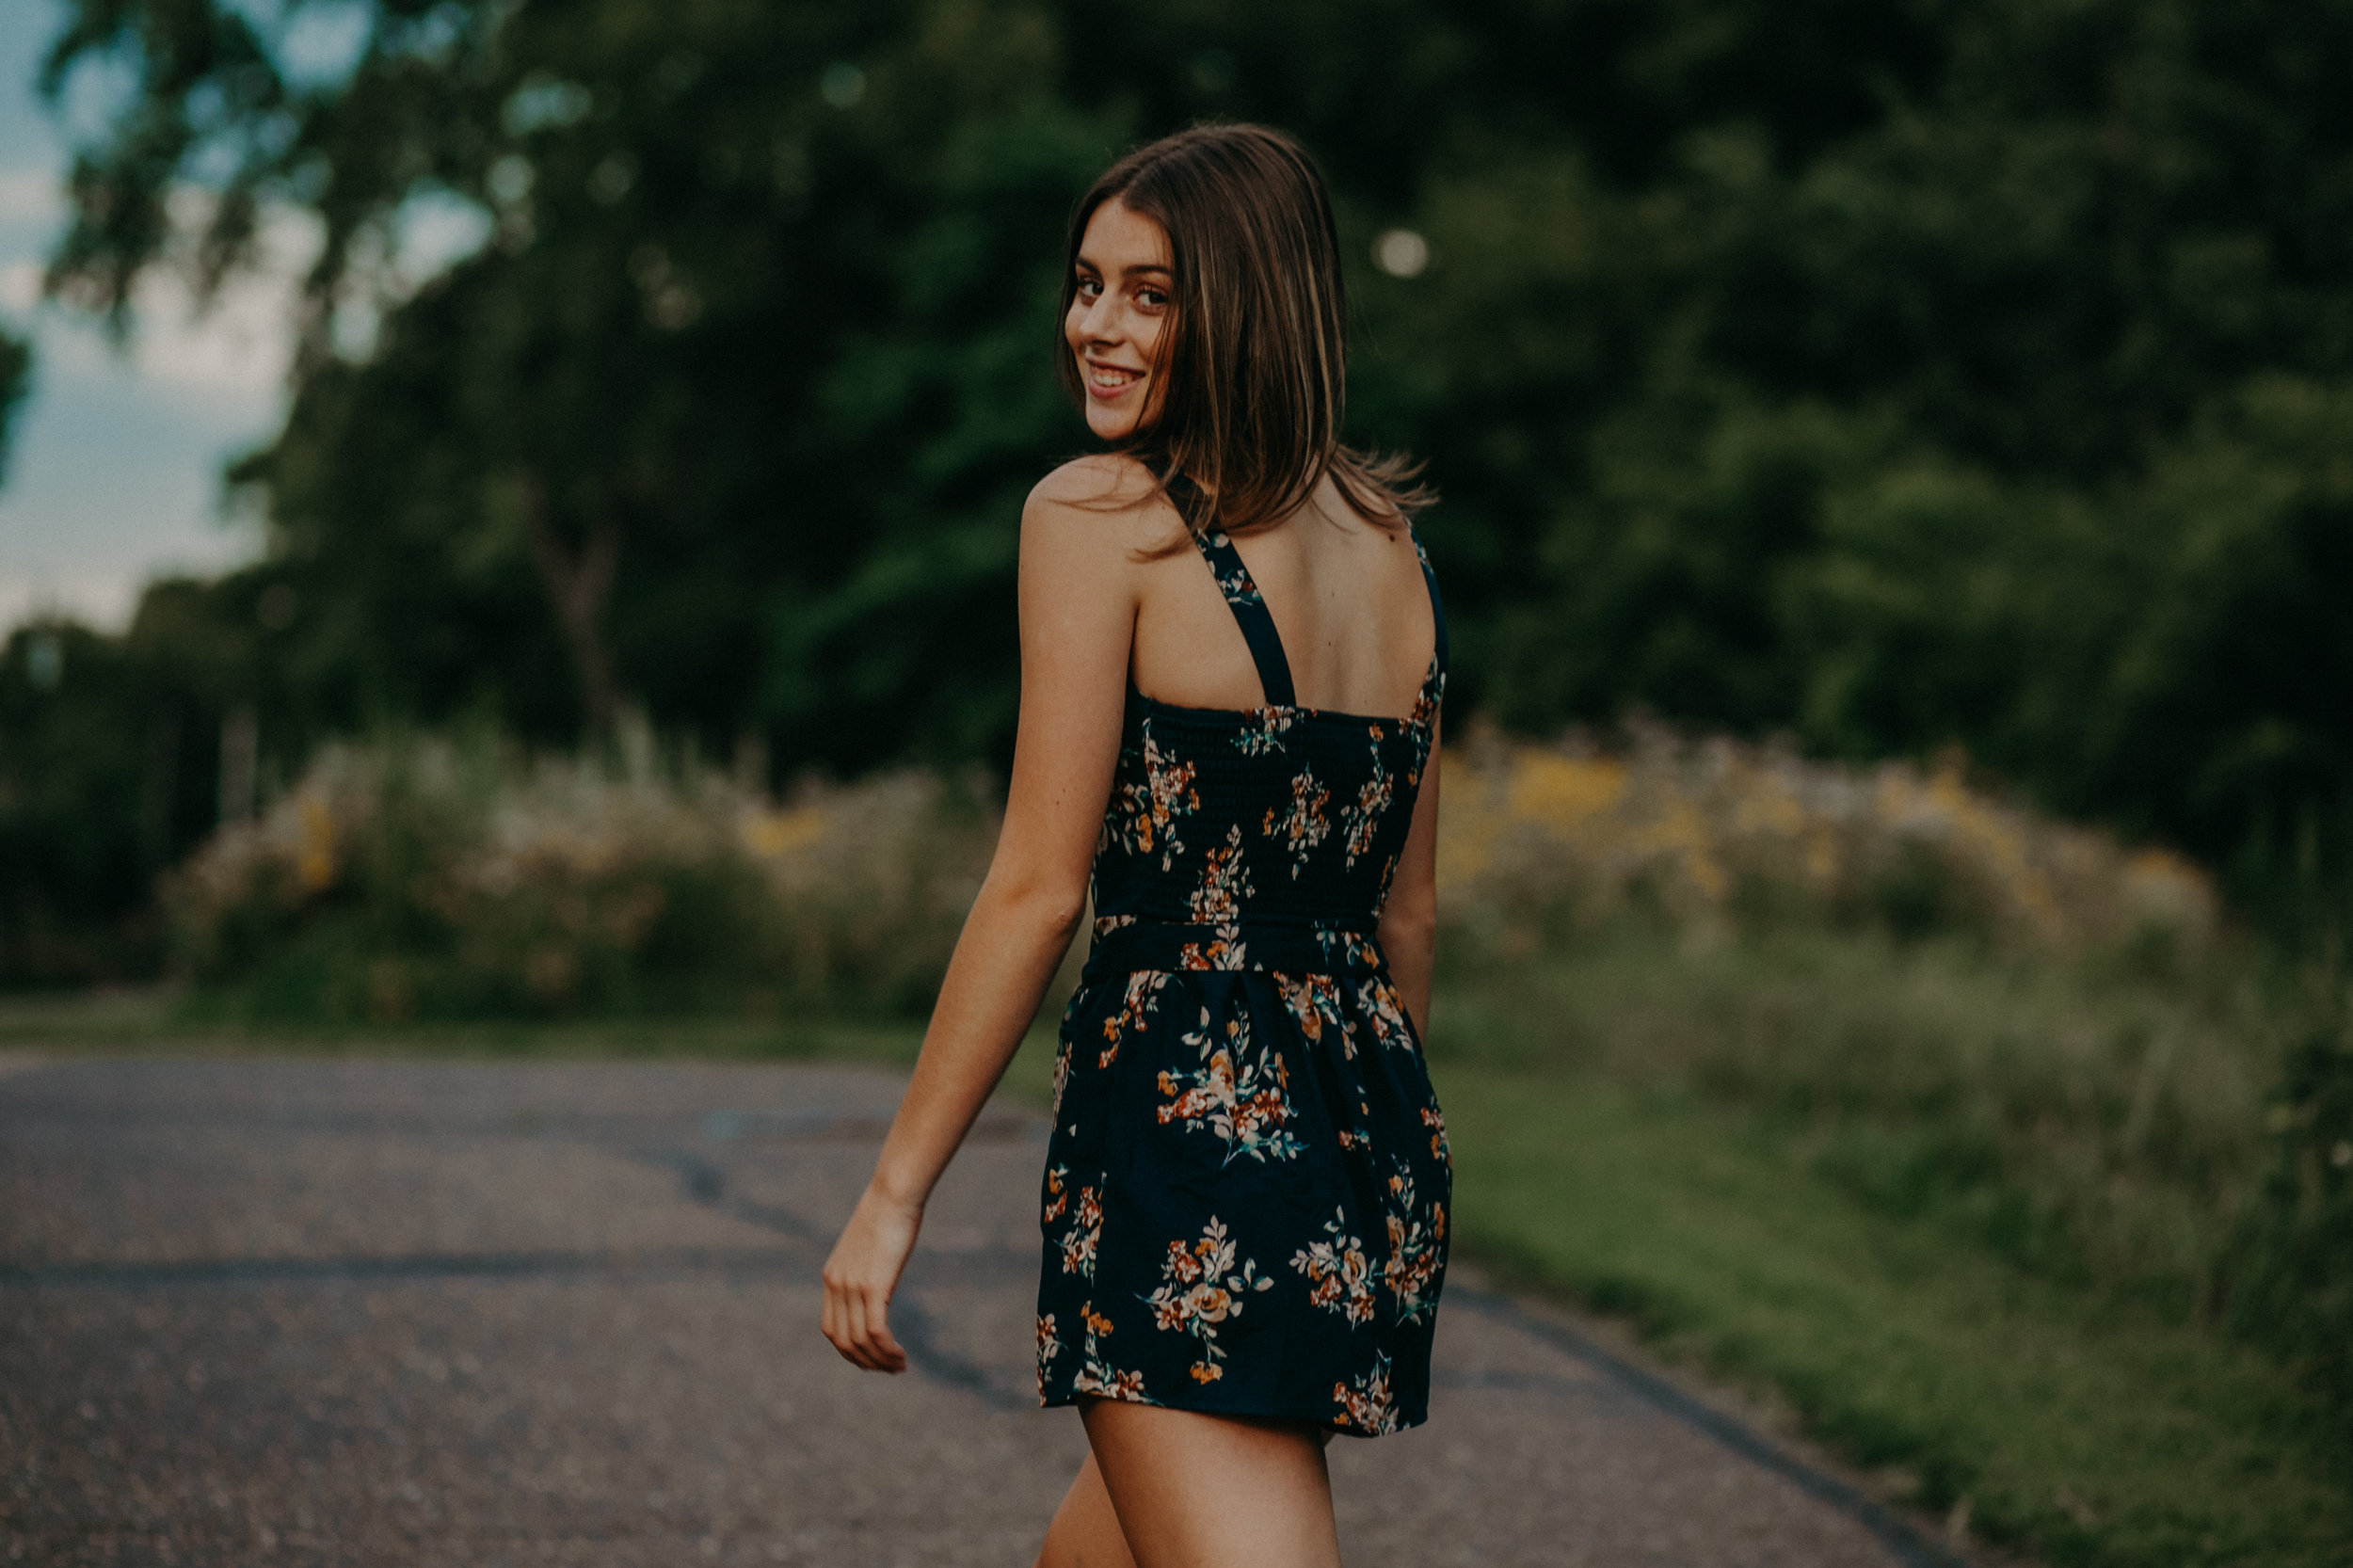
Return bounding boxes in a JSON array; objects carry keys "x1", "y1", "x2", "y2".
[
  {"x1": 820, "y1": 475, "x2": 1140, "y2": 1374},
  {"x1": 1376, "y1": 716, "x2": 1442, "y2": 1039}
]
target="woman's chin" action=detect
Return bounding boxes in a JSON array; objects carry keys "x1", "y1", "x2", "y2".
[{"x1": 1087, "y1": 405, "x2": 1146, "y2": 442}]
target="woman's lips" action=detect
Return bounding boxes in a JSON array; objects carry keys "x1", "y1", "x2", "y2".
[{"x1": 1085, "y1": 360, "x2": 1143, "y2": 401}]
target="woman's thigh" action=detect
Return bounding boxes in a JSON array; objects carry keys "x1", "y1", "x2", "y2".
[{"x1": 1078, "y1": 1400, "x2": 1341, "y2": 1568}]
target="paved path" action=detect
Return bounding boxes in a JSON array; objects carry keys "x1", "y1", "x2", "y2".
[{"x1": 0, "y1": 1059, "x2": 1961, "y2": 1566}]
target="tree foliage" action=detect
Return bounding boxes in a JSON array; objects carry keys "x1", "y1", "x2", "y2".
[
  {"x1": 27, "y1": 0, "x2": 2353, "y2": 900},
  {"x1": 0, "y1": 326, "x2": 27, "y2": 480}
]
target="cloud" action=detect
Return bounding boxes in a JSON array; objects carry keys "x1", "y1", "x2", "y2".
[
  {"x1": 121, "y1": 264, "x2": 302, "y2": 397},
  {"x1": 0, "y1": 260, "x2": 39, "y2": 312},
  {"x1": 0, "y1": 571, "x2": 146, "y2": 632},
  {"x1": 25, "y1": 199, "x2": 319, "y2": 401},
  {"x1": 0, "y1": 167, "x2": 60, "y2": 225}
]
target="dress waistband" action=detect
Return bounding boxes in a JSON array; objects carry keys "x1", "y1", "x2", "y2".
[{"x1": 1080, "y1": 916, "x2": 1386, "y2": 980}]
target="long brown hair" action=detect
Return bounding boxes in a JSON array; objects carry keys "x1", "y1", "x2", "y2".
[{"x1": 1056, "y1": 123, "x2": 1431, "y2": 536}]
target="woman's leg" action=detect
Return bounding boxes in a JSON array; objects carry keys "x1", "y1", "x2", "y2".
[
  {"x1": 1075, "y1": 1400, "x2": 1342, "y2": 1568},
  {"x1": 1034, "y1": 1450, "x2": 1139, "y2": 1568}
]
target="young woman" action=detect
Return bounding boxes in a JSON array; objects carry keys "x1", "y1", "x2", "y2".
[{"x1": 821, "y1": 123, "x2": 1449, "y2": 1568}]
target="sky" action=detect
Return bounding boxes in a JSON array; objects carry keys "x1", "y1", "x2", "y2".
[{"x1": 0, "y1": 0, "x2": 296, "y2": 633}]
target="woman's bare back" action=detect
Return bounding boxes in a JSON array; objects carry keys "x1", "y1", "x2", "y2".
[{"x1": 1124, "y1": 469, "x2": 1436, "y2": 718}]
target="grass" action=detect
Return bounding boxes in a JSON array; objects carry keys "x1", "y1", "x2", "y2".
[
  {"x1": 1437, "y1": 1067, "x2": 2351, "y2": 1567},
  {"x1": 1433, "y1": 920, "x2": 2279, "y2": 1312}
]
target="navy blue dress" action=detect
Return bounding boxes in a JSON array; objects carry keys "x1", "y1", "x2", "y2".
[{"x1": 1035, "y1": 523, "x2": 1451, "y2": 1437}]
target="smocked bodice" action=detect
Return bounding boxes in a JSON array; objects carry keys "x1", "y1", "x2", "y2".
[{"x1": 1082, "y1": 529, "x2": 1446, "y2": 976}]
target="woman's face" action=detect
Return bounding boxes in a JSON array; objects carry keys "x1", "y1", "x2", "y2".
[{"x1": 1065, "y1": 198, "x2": 1173, "y2": 441}]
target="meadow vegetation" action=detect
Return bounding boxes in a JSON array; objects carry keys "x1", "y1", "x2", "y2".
[
  {"x1": 166, "y1": 727, "x2": 996, "y2": 1023},
  {"x1": 1427, "y1": 728, "x2": 2353, "y2": 1564}
]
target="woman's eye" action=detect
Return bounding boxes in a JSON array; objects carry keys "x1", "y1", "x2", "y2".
[
  {"x1": 1138, "y1": 288, "x2": 1168, "y2": 308},
  {"x1": 1076, "y1": 276, "x2": 1102, "y2": 298}
]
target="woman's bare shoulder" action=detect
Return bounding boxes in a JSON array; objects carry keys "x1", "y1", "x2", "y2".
[
  {"x1": 1023, "y1": 455, "x2": 1187, "y2": 556},
  {"x1": 1029, "y1": 453, "x2": 1162, "y2": 511}
]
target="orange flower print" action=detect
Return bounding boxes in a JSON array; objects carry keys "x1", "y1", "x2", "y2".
[
  {"x1": 1050, "y1": 1035, "x2": 1072, "y2": 1117},
  {"x1": 1354, "y1": 977, "x2": 1417, "y2": 1053},
  {"x1": 1207, "y1": 534, "x2": 1263, "y2": 608},
  {"x1": 1054, "y1": 1176, "x2": 1103, "y2": 1281},
  {"x1": 1042, "y1": 1163, "x2": 1070, "y2": 1224},
  {"x1": 1179, "y1": 824, "x2": 1254, "y2": 970},
  {"x1": 1407, "y1": 680, "x2": 1440, "y2": 735},
  {"x1": 1310, "y1": 925, "x2": 1382, "y2": 973},
  {"x1": 1232, "y1": 708, "x2": 1295, "y2": 757},
  {"x1": 1071, "y1": 1304, "x2": 1145, "y2": 1401},
  {"x1": 1036, "y1": 1312, "x2": 1064, "y2": 1391},
  {"x1": 1421, "y1": 1105, "x2": 1451, "y2": 1166},
  {"x1": 1104, "y1": 726, "x2": 1198, "y2": 870},
  {"x1": 1381, "y1": 1163, "x2": 1443, "y2": 1325},
  {"x1": 1157, "y1": 1006, "x2": 1305, "y2": 1165},
  {"x1": 1178, "y1": 932, "x2": 1246, "y2": 970},
  {"x1": 1144, "y1": 1216, "x2": 1273, "y2": 1384},
  {"x1": 1099, "y1": 971, "x2": 1167, "y2": 1068},
  {"x1": 1338, "y1": 754, "x2": 1393, "y2": 867},
  {"x1": 1334, "y1": 1352, "x2": 1401, "y2": 1434},
  {"x1": 1276, "y1": 973, "x2": 1345, "y2": 1055},
  {"x1": 1187, "y1": 824, "x2": 1255, "y2": 924},
  {"x1": 1261, "y1": 766, "x2": 1331, "y2": 879},
  {"x1": 1290, "y1": 1208, "x2": 1375, "y2": 1325}
]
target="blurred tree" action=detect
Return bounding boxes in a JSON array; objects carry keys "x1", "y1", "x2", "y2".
[
  {"x1": 34, "y1": 0, "x2": 2353, "y2": 890},
  {"x1": 0, "y1": 328, "x2": 26, "y2": 479},
  {"x1": 41, "y1": 0, "x2": 1113, "y2": 769}
]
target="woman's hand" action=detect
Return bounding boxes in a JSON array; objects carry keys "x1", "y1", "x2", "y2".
[{"x1": 821, "y1": 1184, "x2": 924, "y2": 1373}]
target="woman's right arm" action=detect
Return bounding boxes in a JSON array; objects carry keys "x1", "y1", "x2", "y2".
[{"x1": 820, "y1": 463, "x2": 1144, "y2": 1373}]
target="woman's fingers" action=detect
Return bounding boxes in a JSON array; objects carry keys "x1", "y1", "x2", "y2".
[
  {"x1": 824, "y1": 1275, "x2": 906, "y2": 1373},
  {"x1": 822, "y1": 1274, "x2": 868, "y2": 1368},
  {"x1": 862, "y1": 1288, "x2": 907, "y2": 1373},
  {"x1": 851, "y1": 1287, "x2": 907, "y2": 1373},
  {"x1": 843, "y1": 1286, "x2": 875, "y2": 1367}
]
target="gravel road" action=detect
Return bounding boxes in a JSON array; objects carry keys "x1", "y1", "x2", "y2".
[{"x1": 0, "y1": 1058, "x2": 1963, "y2": 1566}]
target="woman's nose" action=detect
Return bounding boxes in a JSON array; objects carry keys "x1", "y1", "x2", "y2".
[{"x1": 1078, "y1": 295, "x2": 1121, "y2": 343}]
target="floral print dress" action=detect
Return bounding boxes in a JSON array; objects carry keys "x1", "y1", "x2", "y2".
[{"x1": 1035, "y1": 524, "x2": 1450, "y2": 1437}]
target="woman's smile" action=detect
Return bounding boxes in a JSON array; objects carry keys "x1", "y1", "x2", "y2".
[{"x1": 1083, "y1": 358, "x2": 1145, "y2": 400}]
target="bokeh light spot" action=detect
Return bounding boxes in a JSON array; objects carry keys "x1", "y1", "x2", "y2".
[{"x1": 1373, "y1": 229, "x2": 1429, "y2": 279}]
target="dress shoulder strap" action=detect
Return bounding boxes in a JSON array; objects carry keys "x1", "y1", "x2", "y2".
[
  {"x1": 1414, "y1": 535, "x2": 1449, "y2": 702},
  {"x1": 1160, "y1": 457, "x2": 1296, "y2": 706},
  {"x1": 1190, "y1": 527, "x2": 1298, "y2": 709}
]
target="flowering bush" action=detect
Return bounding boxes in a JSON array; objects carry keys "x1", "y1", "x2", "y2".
[
  {"x1": 172, "y1": 723, "x2": 2227, "y2": 1024},
  {"x1": 1436, "y1": 720, "x2": 2217, "y2": 964},
  {"x1": 165, "y1": 735, "x2": 997, "y2": 1021}
]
